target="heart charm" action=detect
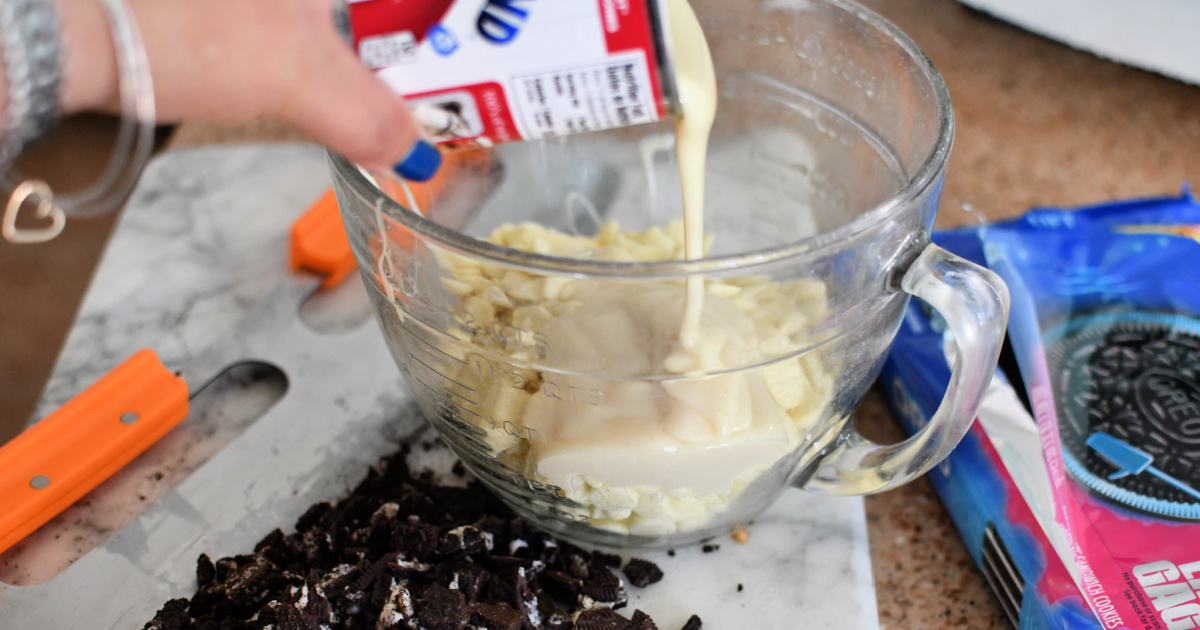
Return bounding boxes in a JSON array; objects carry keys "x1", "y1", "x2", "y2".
[{"x1": 3, "y1": 180, "x2": 65, "y2": 244}]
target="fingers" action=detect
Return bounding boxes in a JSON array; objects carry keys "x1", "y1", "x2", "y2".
[
  {"x1": 270, "y1": 20, "x2": 438, "y2": 178},
  {"x1": 128, "y1": 0, "x2": 439, "y2": 180}
]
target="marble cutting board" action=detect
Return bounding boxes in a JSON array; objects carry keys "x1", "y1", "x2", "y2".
[{"x1": 0, "y1": 144, "x2": 879, "y2": 629}]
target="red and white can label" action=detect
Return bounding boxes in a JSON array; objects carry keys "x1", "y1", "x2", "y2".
[{"x1": 346, "y1": 0, "x2": 668, "y2": 147}]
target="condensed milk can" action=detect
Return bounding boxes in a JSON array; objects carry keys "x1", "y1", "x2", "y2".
[{"x1": 340, "y1": 0, "x2": 680, "y2": 148}]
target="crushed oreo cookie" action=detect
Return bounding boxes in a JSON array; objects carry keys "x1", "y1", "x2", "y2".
[
  {"x1": 628, "y1": 610, "x2": 658, "y2": 630},
  {"x1": 575, "y1": 608, "x2": 634, "y2": 629},
  {"x1": 622, "y1": 559, "x2": 664, "y2": 588},
  {"x1": 592, "y1": 551, "x2": 623, "y2": 568},
  {"x1": 143, "y1": 444, "x2": 684, "y2": 630},
  {"x1": 681, "y1": 614, "x2": 703, "y2": 630}
]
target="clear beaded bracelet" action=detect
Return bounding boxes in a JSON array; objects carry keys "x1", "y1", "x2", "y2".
[{"x1": 1, "y1": 0, "x2": 156, "y2": 244}]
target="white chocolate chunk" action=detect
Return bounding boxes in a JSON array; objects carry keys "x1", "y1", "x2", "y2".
[{"x1": 432, "y1": 220, "x2": 834, "y2": 536}]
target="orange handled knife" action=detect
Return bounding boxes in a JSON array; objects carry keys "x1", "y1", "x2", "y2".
[{"x1": 0, "y1": 350, "x2": 188, "y2": 557}]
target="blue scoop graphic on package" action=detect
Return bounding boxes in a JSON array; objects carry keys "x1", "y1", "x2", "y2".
[
  {"x1": 429, "y1": 24, "x2": 458, "y2": 56},
  {"x1": 1088, "y1": 432, "x2": 1200, "y2": 502}
]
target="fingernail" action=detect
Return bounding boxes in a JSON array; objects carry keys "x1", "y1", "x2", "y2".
[{"x1": 394, "y1": 140, "x2": 442, "y2": 182}]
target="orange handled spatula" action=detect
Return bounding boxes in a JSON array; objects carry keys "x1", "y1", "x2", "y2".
[{"x1": 0, "y1": 190, "x2": 357, "y2": 557}]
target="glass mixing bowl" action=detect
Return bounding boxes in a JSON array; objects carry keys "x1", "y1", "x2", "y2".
[{"x1": 329, "y1": 0, "x2": 1009, "y2": 549}]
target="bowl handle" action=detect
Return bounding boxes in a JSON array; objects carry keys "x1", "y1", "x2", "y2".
[{"x1": 801, "y1": 242, "x2": 1010, "y2": 495}]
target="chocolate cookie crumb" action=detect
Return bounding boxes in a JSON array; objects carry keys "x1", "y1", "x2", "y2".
[
  {"x1": 623, "y1": 558, "x2": 664, "y2": 587},
  {"x1": 681, "y1": 614, "x2": 703, "y2": 630},
  {"x1": 143, "y1": 599, "x2": 189, "y2": 630},
  {"x1": 469, "y1": 602, "x2": 523, "y2": 630},
  {"x1": 542, "y1": 569, "x2": 584, "y2": 601},
  {"x1": 581, "y1": 566, "x2": 628, "y2": 608},
  {"x1": 576, "y1": 608, "x2": 631, "y2": 629},
  {"x1": 195, "y1": 554, "x2": 216, "y2": 587},
  {"x1": 667, "y1": 550, "x2": 675, "y2": 557},
  {"x1": 142, "y1": 444, "x2": 688, "y2": 630},
  {"x1": 417, "y1": 583, "x2": 470, "y2": 630},
  {"x1": 701, "y1": 544, "x2": 719, "y2": 553},
  {"x1": 593, "y1": 550, "x2": 622, "y2": 568},
  {"x1": 737, "y1": 583, "x2": 743, "y2": 592},
  {"x1": 629, "y1": 609, "x2": 659, "y2": 630}
]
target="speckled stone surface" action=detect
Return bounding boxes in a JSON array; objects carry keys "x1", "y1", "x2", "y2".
[{"x1": 3, "y1": 0, "x2": 1200, "y2": 627}]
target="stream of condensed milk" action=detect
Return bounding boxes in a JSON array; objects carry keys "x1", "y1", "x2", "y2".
[{"x1": 666, "y1": 0, "x2": 718, "y2": 368}]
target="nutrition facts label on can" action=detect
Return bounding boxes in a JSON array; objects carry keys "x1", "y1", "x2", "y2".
[{"x1": 511, "y1": 52, "x2": 660, "y2": 140}]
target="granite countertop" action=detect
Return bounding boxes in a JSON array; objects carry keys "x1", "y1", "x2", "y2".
[{"x1": 3, "y1": 0, "x2": 1199, "y2": 627}]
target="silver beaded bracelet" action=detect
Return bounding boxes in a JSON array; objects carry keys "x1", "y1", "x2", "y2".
[{"x1": 1, "y1": 0, "x2": 156, "y2": 244}]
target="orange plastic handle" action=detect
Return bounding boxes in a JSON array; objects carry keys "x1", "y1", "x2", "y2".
[
  {"x1": 292, "y1": 147, "x2": 491, "y2": 289},
  {"x1": 289, "y1": 188, "x2": 358, "y2": 289},
  {"x1": 376, "y1": 147, "x2": 486, "y2": 217},
  {"x1": 0, "y1": 349, "x2": 188, "y2": 556}
]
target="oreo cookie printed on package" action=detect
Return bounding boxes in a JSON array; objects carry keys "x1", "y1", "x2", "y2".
[{"x1": 1046, "y1": 310, "x2": 1200, "y2": 520}]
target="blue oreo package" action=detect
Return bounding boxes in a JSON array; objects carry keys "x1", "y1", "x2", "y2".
[{"x1": 881, "y1": 189, "x2": 1200, "y2": 630}]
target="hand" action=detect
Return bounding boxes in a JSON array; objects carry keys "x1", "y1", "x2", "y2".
[{"x1": 56, "y1": 0, "x2": 439, "y2": 179}]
